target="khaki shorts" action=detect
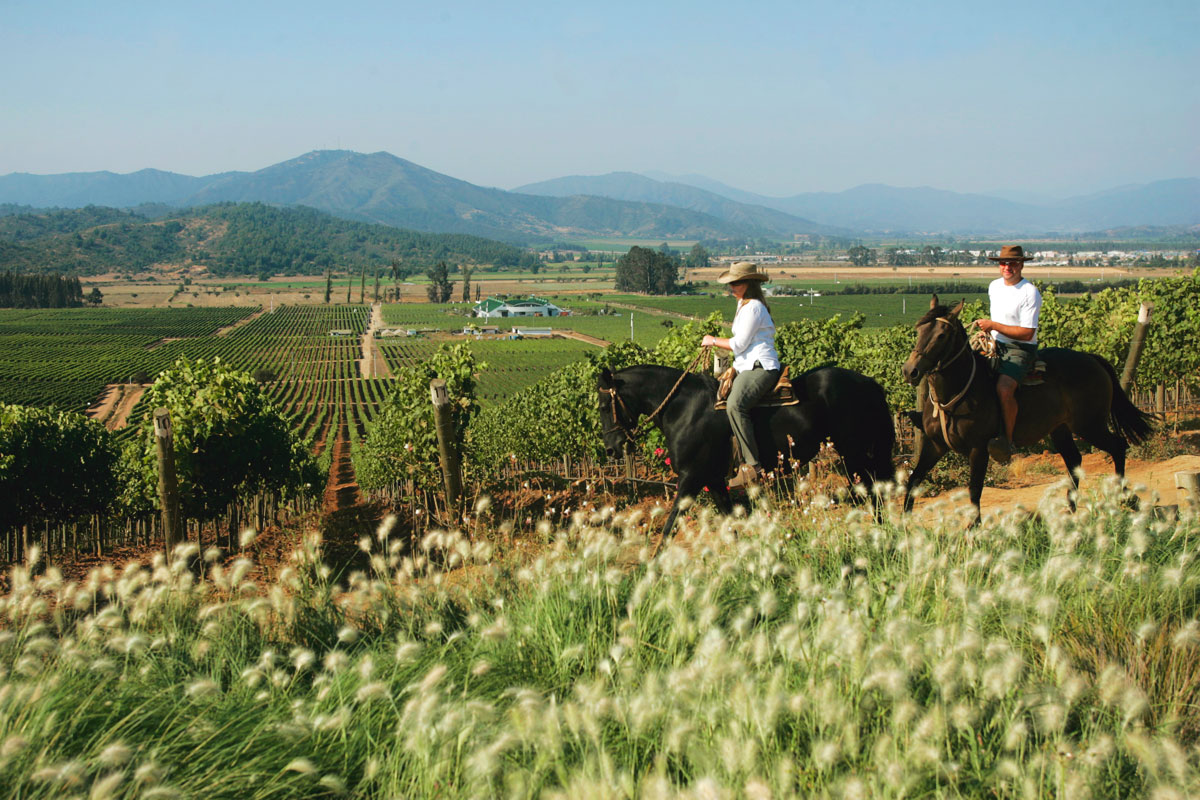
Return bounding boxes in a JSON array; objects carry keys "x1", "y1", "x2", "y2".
[{"x1": 995, "y1": 340, "x2": 1037, "y2": 381}]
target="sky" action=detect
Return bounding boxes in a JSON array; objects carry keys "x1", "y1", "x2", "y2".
[{"x1": 2, "y1": 0, "x2": 1197, "y2": 199}]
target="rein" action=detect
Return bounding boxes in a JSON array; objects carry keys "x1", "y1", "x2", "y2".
[
  {"x1": 919, "y1": 316, "x2": 980, "y2": 446},
  {"x1": 600, "y1": 347, "x2": 712, "y2": 444}
]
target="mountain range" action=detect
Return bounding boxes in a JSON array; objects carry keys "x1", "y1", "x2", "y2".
[
  {"x1": 523, "y1": 173, "x2": 1200, "y2": 235},
  {"x1": 0, "y1": 151, "x2": 826, "y2": 244},
  {"x1": 1, "y1": 150, "x2": 1196, "y2": 240}
]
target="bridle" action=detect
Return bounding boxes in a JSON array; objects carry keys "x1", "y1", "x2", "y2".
[
  {"x1": 916, "y1": 316, "x2": 973, "y2": 375},
  {"x1": 913, "y1": 316, "x2": 980, "y2": 445},
  {"x1": 598, "y1": 347, "x2": 712, "y2": 447}
]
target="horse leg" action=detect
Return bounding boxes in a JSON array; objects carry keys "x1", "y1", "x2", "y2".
[
  {"x1": 966, "y1": 446, "x2": 988, "y2": 527},
  {"x1": 707, "y1": 483, "x2": 734, "y2": 516},
  {"x1": 903, "y1": 436, "x2": 946, "y2": 513},
  {"x1": 654, "y1": 471, "x2": 707, "y2": 556},
  {"x1": 1049, "y1": 425, "x2": 1082, "y2": 511},
  {"x1": 1075, "y1": 423, "x2": 1137, "y2": 508}
]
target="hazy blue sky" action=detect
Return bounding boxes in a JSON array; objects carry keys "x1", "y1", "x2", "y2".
[{"x1": 3, "y1": 0, "x2": 1196, "y2": 198}]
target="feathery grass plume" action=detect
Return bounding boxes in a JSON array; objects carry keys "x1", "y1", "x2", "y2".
[
  {"x1": 88, "y1": 771, "x2": 124, "y2": 800},
  {"x1": 96, "y1": 742, "x2": 132, "y2": 766},
  {"x1": 284, "y1": 758, "x2": 317, "y2": 774},
  {"x1": 353, "y1": 679, "x2": 388, "y2": 704}
]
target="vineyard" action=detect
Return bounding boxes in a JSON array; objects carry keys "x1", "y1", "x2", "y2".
[{"x1": 1, "y1": 269, "x2": 1198, "y2": 567}]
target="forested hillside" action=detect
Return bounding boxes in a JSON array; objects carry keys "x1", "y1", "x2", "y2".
[{"x1": 0, "y1": 202, "x2": 539, "y2": 276}]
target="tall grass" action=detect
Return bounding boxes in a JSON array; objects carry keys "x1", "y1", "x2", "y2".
[{"x1": 1, "y1": 480, "x2": 1198, "y2": 798}]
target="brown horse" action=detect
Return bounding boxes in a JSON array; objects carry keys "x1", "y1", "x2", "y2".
[{"x1": 900, "y1": 296, "x2": 1153, "y2": 523}]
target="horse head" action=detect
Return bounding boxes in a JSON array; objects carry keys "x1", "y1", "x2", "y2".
[
  {"x1": 901, "y1": 294, "x2": 968, "y2": 386},
  {"x1": 597, "y1": 368, "x2": 636, "y2": 457}
]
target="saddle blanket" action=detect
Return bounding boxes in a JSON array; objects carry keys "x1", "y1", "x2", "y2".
[{"x1": 714, "y1": 365, "x2": 800, "y2": 411}]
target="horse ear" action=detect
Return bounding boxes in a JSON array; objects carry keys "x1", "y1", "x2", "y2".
[
  {"x1": 599, "y1": 368, "x2": 614, "y2": 386},
  {"x1": 930, "y1": 294, "x2": 939, "y2": 310},
  {"x1": 949, "y1": 299, "x2": 965, "y2": 317}
]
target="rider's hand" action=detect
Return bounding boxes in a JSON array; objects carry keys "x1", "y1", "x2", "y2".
[
  {"x1": 701, "y1": 335, "x2": 716, "y2": 347},
  {"x1": 973, "y1": 319, "x2": 993, "y2": 333}
]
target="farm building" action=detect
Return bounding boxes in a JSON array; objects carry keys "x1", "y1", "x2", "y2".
[
  {"x1": 512, "y1": 326, "x2": 554, "y2": 337},
  {"x1": 472, "y1": 296, "x2": 564, "y2": 319}
]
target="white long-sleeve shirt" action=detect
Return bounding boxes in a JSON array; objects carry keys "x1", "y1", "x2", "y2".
[{"x1": 730, "y1": 299, "x2": 781, "y2": 371}]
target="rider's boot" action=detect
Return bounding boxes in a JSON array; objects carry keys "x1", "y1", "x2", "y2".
[
  {"x1": 727, "y1": 463, "x2": 764, "y2": 489},
  {"x1": 987, "y1": 436, "x2": 1013, "y2": 464}
]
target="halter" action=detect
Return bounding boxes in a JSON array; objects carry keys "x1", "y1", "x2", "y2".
[
  {"x1": 915, "y1": 316, "x2": 980, "y2": 446},
  {"x1": 599, "y1": 347, "x2": 712, "y2": 446}
]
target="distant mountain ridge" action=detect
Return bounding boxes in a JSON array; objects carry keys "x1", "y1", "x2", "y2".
[
  {"x1": 636, "y1": 172, "x2": 1200, "y2": 234},
  {"x1": 0, "y1": 152, "x2": 788, "y2": 243},
  {"x1": 512, "y1": 171, "x2": 835, "y2": 237},
  {"x1": 1, "y1": 151, "x2": 1194, "y2": 236}
]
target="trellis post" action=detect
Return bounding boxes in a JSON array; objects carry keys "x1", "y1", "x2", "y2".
[
  {"x1": 1120, "y1": 301, "x2": 1154, "y2": 392},
  {"x1": 430, "y1": 379, "x2": 463, "y2": 514},
  {"x1": 153, "y1": 408, "x2": 182, "y2": 556}
]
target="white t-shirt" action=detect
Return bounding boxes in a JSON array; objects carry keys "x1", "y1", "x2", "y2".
[
  {"x1": 988, "y1": 277, "x2": 1042, "y2": 345},
  {"x1": 730, "y1": 299, "x2": 781, "y2": 371}
]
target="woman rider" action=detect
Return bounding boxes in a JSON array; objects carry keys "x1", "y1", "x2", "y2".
[{"x1": 701, "y1": 261, "x2": 780, "y2": 488}]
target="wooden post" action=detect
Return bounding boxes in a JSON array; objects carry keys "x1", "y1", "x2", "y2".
[
  {"x1": 429, "y1": 379, "x2": 462, "y2": 514},
  {"x1": 153, "y1": 408, "x2": 182, "y2": 556},
  {"x1": 1120, "y1": 301, "x2": 1153, "y2": 392},
  {"x1": 1177, "y1": 472, "x2": 1200, "y2": 509}
]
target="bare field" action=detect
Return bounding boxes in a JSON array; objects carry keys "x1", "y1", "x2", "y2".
[{"x1": 80, "y1": 262, "x2": 1187, "y2": 309}]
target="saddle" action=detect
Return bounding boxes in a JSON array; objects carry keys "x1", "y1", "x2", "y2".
[
  {"x1": 970, "y1": 331, "x2": 1046, "y2": 387},
  {"x1": 714, "y1": 365, "x2": 800, "y2": 411}
]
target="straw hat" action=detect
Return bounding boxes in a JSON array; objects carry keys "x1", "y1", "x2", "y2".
[
  {"x1": 987, "y1": 245, "x2": 1033, "y2": 262},
  {"x1": 717, "y1": 261, "x2": 770, "y2": 284}
]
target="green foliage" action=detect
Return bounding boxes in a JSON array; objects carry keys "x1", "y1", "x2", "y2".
[
  {"x1": 425, "y1": 260, "x2": 454, "y2": 303},
  {"x1": 1037, "y1": 271, "x2": 1200, "y2": 387},
  {"x1": 774, "y1": 313, "x2": 866, "y2": 372},
  {"x1": 128, "y1": 357, "x2": 319, "y2": 522},
  {"x1": 0, "y1": 202, "x2": 534, "y2": 277},
  {"x1": 466, "y1": 341, "x2": 650, "y2": 474},
  {"x1": 356, "y1": 343, "x2": 481, "y2": 492},
  {"x1": 614, "y1": 245, "x2": 681, "y2": 294},
  {"x1": 0, "y1": 404, "x2": 120, "y2": 533},
  {"x1": 0, "y1": 272, "x2": 84, "y2": 308}
]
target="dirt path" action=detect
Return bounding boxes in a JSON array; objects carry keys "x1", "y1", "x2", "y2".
[
  {"x1": 87, "y1": 385, "x2": 121, "y2": 424},
  {"x1": 322, "y1": 410, "x2": 361, "y2": 513},
  {"x1": 357, "y1": 303, "x2": 393, "y2": 378},
  {"x1": 216, "y1": 306, "x2": 267, "y2": 336},
  {"x1": 557, "y1": 329, "x2": 609, "y2": 347},
  {"x1": 606, "y1": 301, "x2": 697, "y2": 321},
  {"x1": 86, "y1": 383, "x2": 148, "y2": 430},
  {"x1": 108, "y1": 384, "x2": 147, "y2": 430},
  {"x1": 913, "y1": 452, "x2": 1200, "y2": 522}
]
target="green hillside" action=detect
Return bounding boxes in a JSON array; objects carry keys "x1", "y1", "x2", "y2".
[{"x1": 0, "y1": 202, "x2": 540, "y2": 276}]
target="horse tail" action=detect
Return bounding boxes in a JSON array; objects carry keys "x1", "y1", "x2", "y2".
[{"x1": 1093, "y1": 354, "x2": 1155, "y2": 445}]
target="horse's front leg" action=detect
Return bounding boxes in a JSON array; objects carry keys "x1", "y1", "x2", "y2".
[
  {"x1": 655, "y1": 471, "x2": 707, "y2": 556},
  {"x1": 903, "y1": 433, "x2": 946, "y2": 513},
  {"x1": 966, "y1": 445, "x2": 989, "y2": 527}
]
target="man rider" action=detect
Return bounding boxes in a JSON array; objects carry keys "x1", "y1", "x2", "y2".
[{"x1": 971, "y1": 245, "x2": 1042, "y2": 465}]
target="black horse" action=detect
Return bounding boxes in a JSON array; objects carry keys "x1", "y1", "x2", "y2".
[
  {"x1": 900, "y1": 297, "x2": 1154, "y2": 523},
  {"x1": 597, "y1": 363, "x2": 895, "y2": 540}
]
